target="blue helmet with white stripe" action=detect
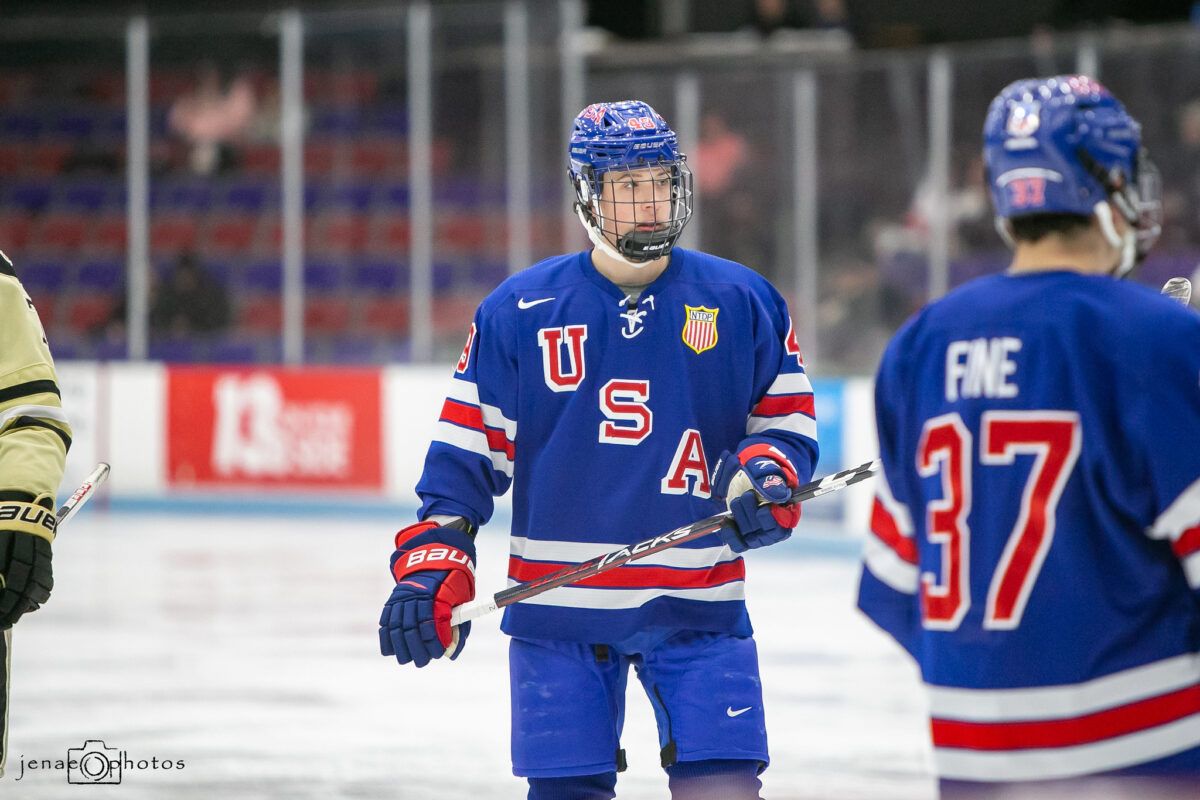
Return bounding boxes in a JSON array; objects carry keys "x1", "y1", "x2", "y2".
[
  {"x1": 983, "y1": 75, "x2": 1161, "y2": 275},
  {"x1": 569, "y1": 100, "x2": 694, "y2": 266}
]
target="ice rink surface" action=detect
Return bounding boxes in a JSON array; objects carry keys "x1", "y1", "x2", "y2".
[{"x1": 5, "y1": 511, "x2": 936, "y2": 799}]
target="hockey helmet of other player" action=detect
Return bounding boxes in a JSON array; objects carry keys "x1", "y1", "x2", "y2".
[
  {"x1": 569, "y1": 100, "x2": 694, "y2": 267},
  {"x1": 983, "y1": 74, "x2": 1161, "y2": 276}
]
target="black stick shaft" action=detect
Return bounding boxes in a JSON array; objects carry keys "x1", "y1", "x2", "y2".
[{"x1": 450, "y1": 458, "x2": 880, "y2": 625}]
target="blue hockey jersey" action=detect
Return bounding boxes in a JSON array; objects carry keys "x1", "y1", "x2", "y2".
[
  {"x1": 416, "y1": 248, "x2": 818, "y2": 647},
  {"x1": 857, "y1": 270, "x2": 1200, "y2": 783}
]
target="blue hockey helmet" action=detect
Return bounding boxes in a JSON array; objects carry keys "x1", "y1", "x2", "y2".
[
  {"x1": 983, "y1": 75, "x2": 1161, "y2": 275},
  {"x1": 568, "y1": 100, "x2": 694, "y2": 266}
]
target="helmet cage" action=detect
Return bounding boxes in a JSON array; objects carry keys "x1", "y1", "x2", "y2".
[
  {"x1": 573, "y1": 156, "x2": 694, "y2": 263},
  {"x1": 1077, "y1": 145, "x2": 1163, "y2": 261}
]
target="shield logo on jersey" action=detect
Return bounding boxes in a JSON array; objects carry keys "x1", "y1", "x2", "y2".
[{"x1": 681, "y1": 305, "x2": 718, "y2": 354}]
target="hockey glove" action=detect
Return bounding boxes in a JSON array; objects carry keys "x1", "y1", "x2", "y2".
[
  {"x1": 379, "y1": 521, "x2": 476, "y2": 668},
  {"x1": 0, "y1": 493, "x2": 56, "y2": 629},
  {"x1": 711, "y1": 445, "x2": 801, "y2": 553}
]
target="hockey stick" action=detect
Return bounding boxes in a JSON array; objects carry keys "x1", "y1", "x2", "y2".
[
  {"x1": 1, "y1": 462, "x2": 110, "y2": 778},
  {"x1": 450, "y1": 458, "x2": 881, "y2": 626},
  {"x1": 1162, "y1": 276, "x2": 1193, "y2": 306}
]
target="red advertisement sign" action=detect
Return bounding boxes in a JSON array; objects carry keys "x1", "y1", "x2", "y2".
[{"x1": 167, "y1": 367, "x2": 383, "y2": 491}]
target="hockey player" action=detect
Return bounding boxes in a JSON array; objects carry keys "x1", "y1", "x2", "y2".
[
  {"x1": 379, "y1": 101, "x2": 818, "y2": 799},
  {"x1": 0, "y1": 249, "x2": 71, "y2": 773},
  {"x1": 856, "y1": 75, "x2": 1200, "y2": 798}
]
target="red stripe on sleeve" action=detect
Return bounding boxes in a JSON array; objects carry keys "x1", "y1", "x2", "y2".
[
  {"x1": 751, "y1": 393, "x2": 816, "y2": 418},
  {"x1": 871, "y1": 497, "x2": 918, "y2": 565},
  {"x1": 441, "y1": 399, "x2": 514, "y2": 461},
  {"x1": 931, "y1": 683, "x2": 1200, "y2": 751},
  {"x1": 440, "y1": 398, "x2": 485, "y2": 431},
  {"x1": 1172, "y1": 525, "x2": 1200, "y2": 559},
  {"x1": 484, "y1": 427, "x2": 515, "y2": 461},
  {"x1": 508, "y1": 557, "x2": 745, "y2": 590}
]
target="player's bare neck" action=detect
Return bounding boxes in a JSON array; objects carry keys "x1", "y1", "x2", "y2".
[
  {"x1": 590, "y1": 248, "x2": 670, "y2": 288},
  {"x1": 1008, "y1": 230, "x2": 1117, "y2": 277}
]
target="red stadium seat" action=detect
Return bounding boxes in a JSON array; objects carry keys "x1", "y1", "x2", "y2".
[
  {"x1": 364, "y1": 297, "x2": 411, "y2": 334},
  {"x1": 241, "y1": 144, "x2": 280, "y2": 175},
  {"x1": 31, "y1": 143, "x2": 71, "y2": 175},
  {"x1": 150, "y1": 216, "x2": 199, "y2": 254},
  {"x1": 208, "y1": 215, "x2": 258, "y2": 253},
  {"x1": 64, "y1": 295, "x2": 115, "y2": 333},
  {"x1": 27, "y1": 294, "x2": 56, "y2": 330},
  {"x1": 0, "y1": 213, "x2": 34, "y2": 251},
  {"x1": 237, "y1": 297, "x2": 282, "y2": 333},
  {"x1": 37, "y1": 212, "x2": 88, "y2": 250},
  {"x1": 304, "y1": 298, "x2": 351, "y2": 333},
  {"x1": 351, "y1": 139, "x2": 399, "y2": 176},
  {"x1": 91, "y1": 215, "x2": 127, "y2": 254},
  {"x1": 437, "y1": 213, "x2": 487, "y2": 251},
  {"x1": 320, "y1": 213, "x2": 370, "y2": 253},
  {"x1": 374, "y1": 218, "x2": 411, "y2": 252}
]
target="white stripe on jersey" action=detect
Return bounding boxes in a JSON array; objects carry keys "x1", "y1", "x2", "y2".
[
  {"x1": 746, "y1": 411, "x2": 818, "y2": 441},
  {"x1": 0, "y1": 404, "x2": 69, "y2": 428},
  {"x1": 1149, "y1": 474, "x2": 1200, "y2": 539},
  {"x1": 928, "y1": 652, "x2": 1200, "y2": 722},
  {"x1": 765, "y1": 371, "x2": 813, "y2": 396},
  {"x1": 863, "y1": 535, "x2": 919, "y2": 594},
  {"x1": 1184, "y1": 553, "x2": 1200, "y2": 587},
  {"x1": 433, "y1": 419, "x2": 514, "y2": 477},
  {"x1": 445, "y1": 378, "x2": 518, "y2": 440},
  {"x1": 510, "y1": 535, "x2": 738, "y2": 570},
  {"x1": 934, "y1": 714, "x2": 1200, "y2": 782},
  {"x1": 506, "y1": 580, "x2": 745, "y2": 610}
]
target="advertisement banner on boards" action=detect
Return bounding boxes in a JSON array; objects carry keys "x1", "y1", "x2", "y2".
[{"x1": 166, "y1": 367, "x2": 383, "y2": 491}]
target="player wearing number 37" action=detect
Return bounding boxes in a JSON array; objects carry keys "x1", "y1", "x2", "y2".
[
  {"x1": 378, "y1": 101, "x2": 818, "y2": 799},
  {"x1": 857, "y1": 75, "x2": 1200, "y2": 797}
]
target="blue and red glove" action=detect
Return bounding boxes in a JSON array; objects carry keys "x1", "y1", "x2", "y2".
[
  {"x1": 711, "y1": 444, "x2": 802, "y2": 553},
  {"x1": 379, "y1": 521, "x2": 476, "y2": 668}
]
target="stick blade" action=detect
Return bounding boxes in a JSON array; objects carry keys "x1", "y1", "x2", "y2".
[{"x1": 1161, "y1": 277, "x2": 1192, "y2": 306}]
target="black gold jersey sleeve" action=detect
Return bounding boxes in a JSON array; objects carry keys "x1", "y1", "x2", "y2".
[{"x1": 0, "y1": 250, "x2": 71, "y2": 501}]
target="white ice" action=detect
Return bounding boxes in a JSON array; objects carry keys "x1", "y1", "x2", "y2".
[{"x1": 6, "y1": 512, "x2": 936, "y2": 799}]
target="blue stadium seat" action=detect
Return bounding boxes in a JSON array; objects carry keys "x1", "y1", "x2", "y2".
[
  {"x1": 8, "y1": 182, "x2": 53, "y2": 213},
  {"x1": 61, "y1": 182, "x2": 110, "y2": 213},
  {"x1": 21, "y1": 261, "x2": 67, "y2": 293},
  {"x1": 51, "y1": 112, "x2": 96, "y2": 140},
  {"x1": 382, "y1": 183, "x2": 409, "y2": 209},
  {"x1": 77, "y1": 259, "x2": 124, "y2": 291},
  {"x1": 223, "y1": 180, "x2": 273, "y2": 213},
  {"x1": 311, "y1": 109, "x2": 365, "y2": 136},
  {"x1": 329, "y1": 335, "x2": 379, "y2": 363},
  {"x1": 304, "y1": 260, "x2": 343, "y2": 291},
  {"x1": 244, "y1": 260, "x2": 283, "y2": 292},
  {"x1": 0, "y1": 112, "x2": 43, "y2": 140},
  {"x1": 210, "y1": 338, "x2": 262, "y2": 364},
  {"x1": 153, "y1": 180, "x2": 213, "y2": 213},
  {"x1": 329, "y1": 182, "x2": 375, "y2": 212},
  {"x1": 351, "y1": 259, "x2": 402, "y2": 292},
  {"x1": 374, "y1": 109, "x2": 408, "y2": 136},
  {"x1": 148, "y1": 338, "x2": 199, "y2": 363}
]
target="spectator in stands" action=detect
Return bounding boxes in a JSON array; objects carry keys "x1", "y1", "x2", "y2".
[
  {"x1": 1175, "y1": 100, "x2": 1200, "y2": 245},
  {"x1": 748, "y1": 0, "x2": 804, "y2": 37},
  {"x1": 150, "y1": 252, "x2": 230, "y2": 337},
  {"x1": 693, "y1": 112, "x2": 748, "y2": 197},
  {"x1": 168, "y1": 63, "x2": 256, "y2": 176}
]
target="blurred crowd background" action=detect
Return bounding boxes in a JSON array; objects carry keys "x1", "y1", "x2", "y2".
[{"x1": 3, "y1": 0, "x2": 1200, "y2": 374}]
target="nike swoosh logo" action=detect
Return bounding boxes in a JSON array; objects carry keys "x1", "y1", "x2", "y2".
[
  {"x1": 517, "y1": 297, "x2": 555, "y2": 309},
  {"x1": 726, "y1": 706, "x2": 752, "y2": 718}
]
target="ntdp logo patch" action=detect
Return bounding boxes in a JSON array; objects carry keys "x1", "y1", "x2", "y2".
[{"x1": 682, "y1": 305, "x2": 719, "y2": 355}]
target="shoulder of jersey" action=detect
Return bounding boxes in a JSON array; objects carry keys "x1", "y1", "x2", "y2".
[{"x1": 477, "y1": 252, "x2": 586, "y2": 317}]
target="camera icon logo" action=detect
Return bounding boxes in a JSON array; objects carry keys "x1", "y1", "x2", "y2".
[{"x1": 66, "y1": 740, "x2": 122, "y2": 784}]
